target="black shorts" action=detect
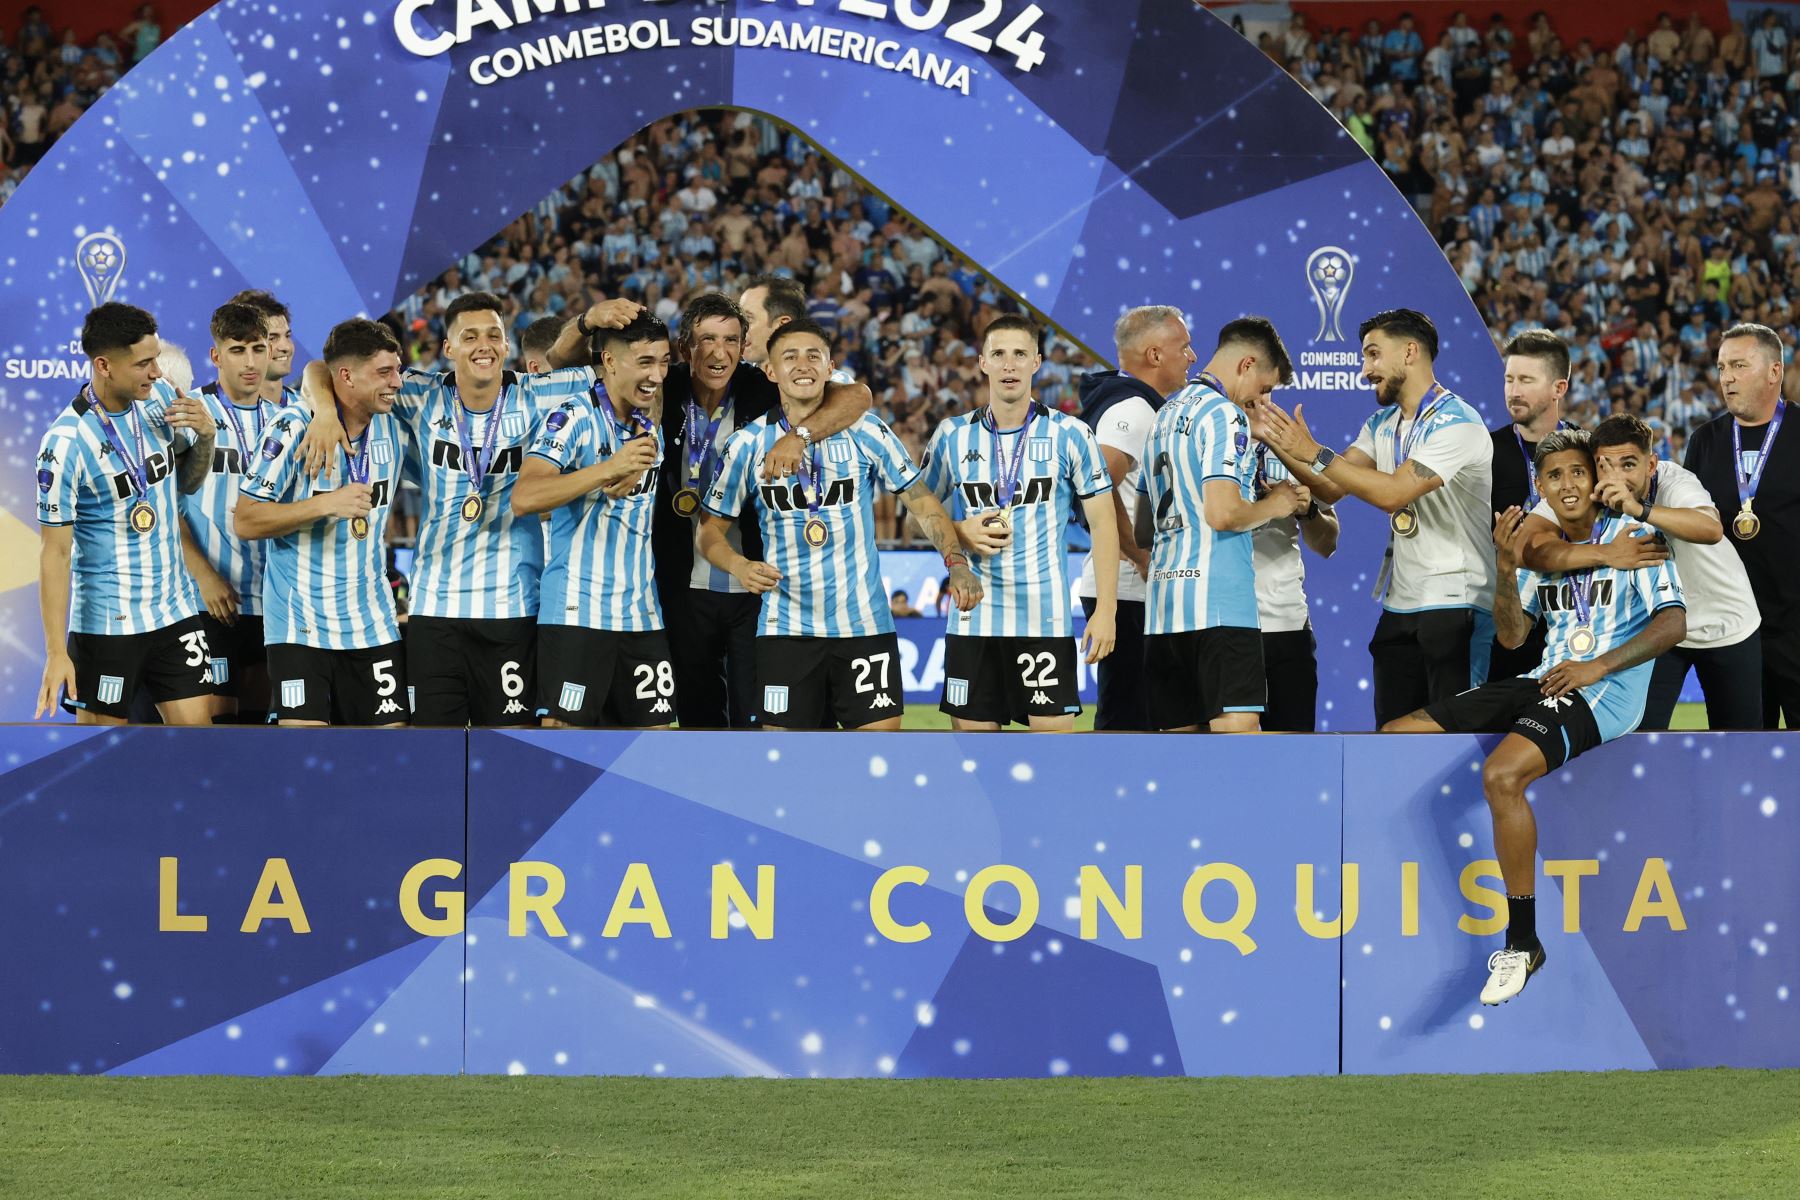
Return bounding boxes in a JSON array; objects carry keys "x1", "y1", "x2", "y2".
[
  {"x1": 1145, "y1": 626, "x2": 1265, "y2": 730},
  {"x1": 756, "y1": 633, "x2": 905, "y2": 729},
  {"x1": 940, "y1": 634, "x2": 1081, "y2": 724},
  {"x1": 267, "y1": 642, "x2": 410, "y2": 725},
  {"x1": 1424, "y1": 676, "x2": 1602, "y2": 771},
  {"x1": 535, "y1": 626, "x2": 675, "y2": 728},
  {"x1": 199, "y1": 614, "x2": 266, "y2": 701},
  {"x1": 64, "y1": 613, "x2": 217, "y2": 719},
  {"x1": 406, "y1": 615, "x2": 537, "y2": 727}
]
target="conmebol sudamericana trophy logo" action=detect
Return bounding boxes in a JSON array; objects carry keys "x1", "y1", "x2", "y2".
[
  {"x1": 1305, "y1": 246, "x2": 1353, "y2": 343},
  {"x1": 74, "y1": 232, "x2": 127, "y2": 308}
]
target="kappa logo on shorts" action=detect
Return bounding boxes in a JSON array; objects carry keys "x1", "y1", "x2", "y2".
[
  {"x1": 1028, "y1": 437, "x2": 1052, "y2": 463},
  {"x1": 651, "y1": 698, "x2": 671, "y2": 715},
  {"x1": 97, "y1": 675, "x2": 124, "y2": 706},
  {"x1": 1539, "y1": 695, "x2": 1573, "y2": 711},
  {"x1": 376, "y1": 697, "x2": 402, "y2": 716},
  {"x1": 281, "y1": 679, "x2": 306, "y2": 709},
  {"x1": 503, "y1": 698, "x2": 526, "y2": 716},
  {"x1": 210, "y1": 657, "x2": 229, "y2": 686},
  {"x1": 869, "y1": 693, "x2": 895, "y2": 709},
  {"x1": 559, "y1": 682, "x2": 587, "y2": 712},
  {"x1": 946, "y1": 677, "x2": 969, "y2": 707},
  {"x1": 1030, "y1": 690, "x2": 1050, "y2": 706},
  {"x1": 500, "y1": 410, "x2": 527, "y2": 440},
  {"x1": 763, "y1": 685, "x2": 790, "y2": 715}
]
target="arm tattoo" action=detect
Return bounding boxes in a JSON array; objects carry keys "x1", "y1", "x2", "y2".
[
  {"x1": 904, "y1": 481, "x2": 961, "y2": 560},
  {"x1": 1491, "y1": 569, "x2": 1531, "y2": 647},
  {"x1": 177, "y1": 428, "x2": 215, "y2": 494},
  {"x1": 1408, "y1": 461, "x2": 1439, "y2": 482}
]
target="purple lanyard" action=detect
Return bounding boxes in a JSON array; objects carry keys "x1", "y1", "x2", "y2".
[
  {"x1": 1570, "y1": 513, "x2": 1611, "y2": 627},
  {"x1": 597, "y1": 385, "x2": 654, "y2": 449},
  {"x1": 1732, "y1": 399, "x2": 1785, "y2": 511},
  {"x1": 87, "y1": 386, "x2": 150, "y2": 499},
  {"x1": 983, "y1": 401, "x2": 1039, "y2": 507},
  {"x1": 340, "y1": 404, "x2": 372, "y2": 485},
  {"x1": 220, "y1": 396, "x2": 264, "y2": 462},
  {"x1": 1515, "y1": 419, "x2": 1569, "y2": 508},
  {"x1": 777, "y1": 410, "x2": 824, "y2": 518},
  {"x1": 683, "y1": 389, "x2": 732, "y2": 485},
  {"x1": 452, "y1": 383, "x2": 512, "y2": 494},
  {"x1": 1397, "y1": 383, "x2": 1448, "y2": 465},
  {"x1": 1194, "y1": 370, "x2": 1227, "y2": 396}
]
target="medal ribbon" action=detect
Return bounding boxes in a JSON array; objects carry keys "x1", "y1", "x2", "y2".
[
  {"x1": 983, "y1": 401, "x2": 1038, "y2": 508},
  {"x1": 1731, "y1": 398, "x2": 1784, "y2": 514},
  {"x1": 88, "y1": 386, "x2": 150, "y2": 500},
  {"x1": 597, "y1": 384, "x2": 654, "y2": 449},
  {"x1": 452, "y1": 383, "x2": 512, "y2": 495},
  {"x1": 777, "y1": 410, "x2": 825, "y2": 520},
  {"x1": 221, "y1": 397, "x2": 264, "y2": 466},
  {"x1": 1515, "y1": 419, "x2": 1569, "y2": 508},
  {"x1": 1397, "y1": 383, "x2": 1448, "y2": 466},
  {"x1": 684, "y1": 389, "x2": 732, "y2": 487},
  {"x1": 340, "y1": 404, "x2": 372, "y2": 487},
  {"x1": 1569, "y1": 512, "x2": 1611, "y2": 630}
]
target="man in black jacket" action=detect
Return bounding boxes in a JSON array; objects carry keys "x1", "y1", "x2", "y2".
[
  {"x1": 647, "y1": 291, "x2": 871, "y2": 728},
  {"x1": 1074, "y1": 305, "x2": 1196, "y2": 729}
]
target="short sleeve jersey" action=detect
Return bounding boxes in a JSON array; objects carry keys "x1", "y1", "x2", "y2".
[
  {"x1": 1143, "y1": 380, "x2": 1259, "y2": 634},
  {"x1": 179, "y1": 383, "x2": 288, "y2": 617}
]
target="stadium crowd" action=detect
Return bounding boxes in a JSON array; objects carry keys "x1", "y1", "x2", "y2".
[{"x1": 1268, "y1": 6, "x2": 1800, "y2": 451}]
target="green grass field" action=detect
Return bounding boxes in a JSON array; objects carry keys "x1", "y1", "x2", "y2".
[
  {"x1": 4, "y1": 1073, "x2": 1796, "y2": 1198},
  {"x1": 900, "y1": 702, "x2": 1714, "y2": 731}
]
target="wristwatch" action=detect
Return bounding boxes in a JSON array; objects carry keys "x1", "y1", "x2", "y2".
[
  {"x1": 794, "y1": 425, "x2": 814, "y2": 450},
  {"x1": 1309, "y1": 445, "x2": 1337, "y2": 474}
]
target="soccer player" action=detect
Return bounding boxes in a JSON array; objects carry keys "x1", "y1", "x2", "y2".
[
  {"x1": 651, "y1": 292, "x2": 877, "y2": 729},
  {"x1": 301, "y1": 293, "x2": 602, "y2": 726},
  {"x1": 1139, "y1": 317, "x2": 1309, "y2": 733},
  {"x1": 1074, "y1": 305, "x2": 1195, "y2": 730},
  {"x1": 236, "y1": 319, "x2": 408, "y2": 726},
  {"x1": 35, "y1": 302, "x2": 219, "y2": 724},
  {"x1": 1256, "y1": 309, "x2": 1496, "y2": 728},
  {"x1": 179, "y1": 301, "x2": 284, "y2": 721},
  {"x1": 1253, "y1": 441, "x2": 1339, "y2": 732},
  {"x1": 1383, "y1": 431, "x2": 1686, "y2": 1005},
  {"x1": 698, "y1": 318, "x2": 980, "y2": 730},
  {"x1": 513, "y1": 313, "x2": 676, "y2": 728},
  {"x1": 227, "y1": 289, "x2": 300, "y2": 406},
  {"x1": 1520, "y1": 414, "x2": 1760, "y2": 730},
  {"x1": 1486, "y1": 329, "x2": 1571, "y2": 681},
  {"x1": 1682, "y1": 323, "x2": 1800, "y2": 728},
  {"x1": 922, "y1": 314, "x2": 1117, "y2": 731},
  {"x1": 517, "y1": 315, "x2": 565, "y2": 374}
]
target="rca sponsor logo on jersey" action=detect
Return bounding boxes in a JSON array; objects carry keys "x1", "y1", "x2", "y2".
[
  {"x1": 956, "y1": 476, "x2": 1052, "y2": 510},
  {"x1": 154, "y1": 855, "x2": 1691, "y2": 948},
  {"x1": 759, "y1": 476, "x2": 859, "y2": 511}
]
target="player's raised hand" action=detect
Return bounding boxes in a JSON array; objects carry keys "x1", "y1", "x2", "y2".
[
  {"x1": 945, "y1": 562, "x2": 983, "y2": 611},
  {"x1": 1600, "y1": 523, "x2": 1670, "y2": 568},
  {"x1": 599, "y1": 438, "x2": 658, "y2": 490},
  {"x1": 299, "y1": 407, "x2": 351, "y2": 479},
  {"x1": 734, "y1": 559, "x2": 783, "y2": 594},
  {"x1": 320, "y1": 482, "x2": 373, "y2": 520},
  {"x1": 1081, "y1": 606, "x2": 1116, "y2": 664},
  {"x1": 1492, "y1": 506, "x2": 1529, "y2": 571},
  {"x1": 163, "y1": 389, "x2": 213, "y2": 434},
  {"x1": 1593, "y1": 478, "x2": 1641, "y2": 516},
  {"x1": 957, "y1": 512, "x2": 1012, "y2": 556},
  {"x1": 584, "y1": 297, "x2": 645, "y2": 331},
  {"x1": 36, "y1": 652, "x2": 76, "y2": 719}
]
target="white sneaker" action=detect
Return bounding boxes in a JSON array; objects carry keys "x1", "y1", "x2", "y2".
[{"x1": 1480, "y1": 944, "x2": 1546, "y2": 1006}]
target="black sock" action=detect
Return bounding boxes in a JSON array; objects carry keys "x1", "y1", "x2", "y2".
[{"x1": 1506, "y1": 895, "x2": 1538, "y2": 951}]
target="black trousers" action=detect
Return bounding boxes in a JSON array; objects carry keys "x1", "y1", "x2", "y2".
[
  {"x1": 1081, "y1": 597, "x2": 1148, "y2": 731},
  {"x1": 668, "y1": 589, "x2": 761, "y2": 729},
  {"x1": 1763, "y1": 626, "x2": 1800, "y2": 730},
  {"x1": 1639, "y1": 632, "x2": 1764, "y2": 731},
  {"x1": 1262, "y1": 628, "x2": 1319, "y2": 732},
  {"x1": 1370, "y1": 607, "x2": 1478, "y2": 729}
]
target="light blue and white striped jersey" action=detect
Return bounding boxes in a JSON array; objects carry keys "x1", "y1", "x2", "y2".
[
  {"x1": 1143, "y1": 380, "x2": 1260, "y2": 634},
  {"x1": 920, "y1": 403, "x2": 1110, "y2": 638},
  {"x1": 179, "y1": 382, "x2": 288, "y2": 617},
  {"x1": 1517, "y1": 513, "x2": 1685, "y2": 740},
  {"x1": 531, "y1": 393, "x2": 664, "y2": 631},
  {"x1": 36, "y1": 381, "x2": 203, "y2": 635},
  {"x1": 395, "y1": 366, "x2": 596, "y2": 620},
  {"x1": 239, "y1": 406, "x2": 404, "y2": 650},
  {"x1": 706, "y1": 410, "x2": 921, "y2": 638}
]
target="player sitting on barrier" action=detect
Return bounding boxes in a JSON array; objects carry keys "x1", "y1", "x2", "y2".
[{"x1": 1382, "y1": 429, "x2": 1686, "y2": 1007}]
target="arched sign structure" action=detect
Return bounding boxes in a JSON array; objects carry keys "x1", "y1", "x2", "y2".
[{"x1": 0, "y1": 0, "x2": 1501, "y2": 725}]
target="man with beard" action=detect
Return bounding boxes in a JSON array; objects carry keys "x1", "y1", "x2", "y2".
[
  {"x1": 1384, "y1": 431, "x2": 1686, "y2": 1005},
  {"x1": 513, "y1": 314, "x2": 676, "y2": 729},
  {"x1": 1257, "y1": 309, "x2": 1496, "y2": 727},
  {"x1": 649, "y1": 291, "x2": 873, "y2": 728}
]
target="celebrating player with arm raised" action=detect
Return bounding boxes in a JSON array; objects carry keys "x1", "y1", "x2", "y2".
[
  {"x1": 35, "y1": 302, "x2": 218, "y2": 723},
  {"x1": 512, "y1": 314, "x2": 676, "y2": 729},
  {"x1": 921, "y1": 315, "x2": 1116, "y2": 732},
  {"x1": 1383, "y1": 430, "x2": 1686, "y2": 1006},
  {"x1": 698, "y1": 318, "x2": 979, "y2": 730},
  {"x1": 236, "y1": 319, "x2": 408, "y2": 726}
]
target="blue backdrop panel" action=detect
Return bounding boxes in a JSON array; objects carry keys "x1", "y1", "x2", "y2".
[
  {"x1": 465, "y1": 730, "x2": 1342, "y2": 1077},
  {"x1": 0, "y1": 728, "x2": 465, "y2": 1076},
  {"x1": 1341, "y1": 734, "x2": 1800, "y2": 1074}
]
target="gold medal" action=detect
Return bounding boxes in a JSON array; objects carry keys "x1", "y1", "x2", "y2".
[
  {"x1": 1391, "y1": 506, "x2": 1419, "y2": 538},
  {"x1": 1733, "y1": 501, "x2": 1761, "y2": 541},
  {"x1": 1569, "y1": 625, "x2": 1597, "y2": 657},
  {"x1": 673, "y1": 487, "x2": 701, "y2": 517},
  {"x1": 128, "y1": 500, "x2": 157, "y2": 535},
  {"x1": 461, "y1": 494, "x2": 485, "y2": 523},
  {"x1": 803, "y1": 516, "x2": 830, "y2": 549},
  {"x1": 982, "y1": 509, "x2": 1013, "y2": 534},
  {"x1": 350, "y1": 515, "x2": 370, "y2": 541}
]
